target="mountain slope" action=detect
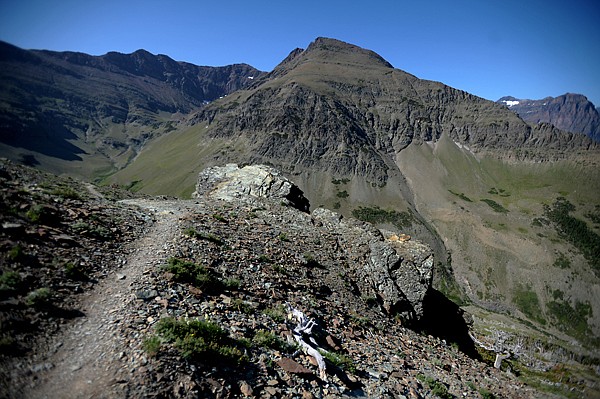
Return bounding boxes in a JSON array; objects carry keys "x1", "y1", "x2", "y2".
[
  {"x1": 0, "y1": 41, "x2": 265, "y2": 178},
  {"x1": 111, "y1": 38, "x2": 600, "y2": 351},
  {"x1": 498, "y1": 93, "x2": 600, "y2": 142}
]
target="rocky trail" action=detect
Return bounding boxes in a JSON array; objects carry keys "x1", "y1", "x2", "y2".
[{"x1": 24, "y1": 199, "x2": 196, "y2": 398}]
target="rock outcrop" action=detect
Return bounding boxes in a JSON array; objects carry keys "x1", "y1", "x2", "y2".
[
  {"x1": 193, "y1": 164, "x2": 310, "y2": 212},
  {"x1": 194, "y1": 164, "x2": 433, "y2": 323},
  {"x1": 312, "y1": 208, "x2": 433, "y2": 322}
]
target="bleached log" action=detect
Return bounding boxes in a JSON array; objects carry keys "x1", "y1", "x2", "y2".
[
  {"x1": 286, "y1": 303, "x2": 327, "y2": 380},
  {"x1": 494, "y1": 353, "x2": 511, "y2": 369},
  {"x1": 469, "y1": 331, "x2": 512, "y2": 369}
]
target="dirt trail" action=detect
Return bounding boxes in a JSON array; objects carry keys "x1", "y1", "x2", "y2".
[{"x1": 25, "y1": 199, "x2": 194, "y2": 399}]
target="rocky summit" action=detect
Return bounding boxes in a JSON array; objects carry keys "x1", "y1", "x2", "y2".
[{"x1": 1, "y1": 160, "x2": 552, "y2": 398}]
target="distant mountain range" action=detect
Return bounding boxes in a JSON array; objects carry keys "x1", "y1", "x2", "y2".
[
  {"x1": 0, "y1": 40, "x2": 264, "y2": 174},
  {"x1": 498, "y1": 93, "x2": 600, "y2": 142},
  {"x1": 1, "y1": 37, "x2": 600, "y2": 354}
]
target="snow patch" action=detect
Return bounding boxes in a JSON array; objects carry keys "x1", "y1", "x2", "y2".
[
  {"x1": 247, "y1": 76, "x2": 254, "y2": 80},
  {"x1": 501, "y1": 100, "x2": 520, "y2": 107}
]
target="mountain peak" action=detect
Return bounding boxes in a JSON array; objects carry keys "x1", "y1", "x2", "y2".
[{"x1": 304, "y1": 37, "x2": 394, "y2": 69}]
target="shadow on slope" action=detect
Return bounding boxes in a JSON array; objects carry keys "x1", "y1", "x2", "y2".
[
  {"x1": 417, "y1": 289, "x2": 480, "y2": 359},
  {"x1": 0, "y1": 111, "x2": 86, "y2": 161}
]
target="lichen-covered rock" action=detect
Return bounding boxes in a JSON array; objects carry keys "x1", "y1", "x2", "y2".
[{"x1": 192, "y1": 164, "x2": 310, "y2": 212}]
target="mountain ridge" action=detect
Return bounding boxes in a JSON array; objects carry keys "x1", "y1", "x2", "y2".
[
  {"x1": 0, "y1": 40, "x2": 265, "y2": 177},
  {"x1": 498, "y1": 93, "x2": 600, "y2": 142}
]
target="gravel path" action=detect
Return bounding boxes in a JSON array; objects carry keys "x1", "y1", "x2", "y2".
[{"x1": 25, "y1": 199, "x2": 194, "y2": 399}]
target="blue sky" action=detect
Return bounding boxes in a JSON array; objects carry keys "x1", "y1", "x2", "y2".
[{"x1": 1, "y1": 0, "x2": 599, "y2": 106}]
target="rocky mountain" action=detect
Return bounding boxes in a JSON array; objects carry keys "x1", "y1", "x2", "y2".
[
  {"x1": 3, "y1": 159, "x2": 597, "y2": 398},
  {"x1": 0, "y1": 41, "x2": 265, "y2": 177},
  {"x1": 498, "y1": 94, "x2": 600, "y2": 142},
  {"x1": 2, "y1": 37, "x2": 600, "y2": 397},
  {"x1": 111, "y1": 38, "x2": 600, "y2": 363}
]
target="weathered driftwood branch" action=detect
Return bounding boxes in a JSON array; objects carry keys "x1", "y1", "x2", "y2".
[
  {"x1": 469, "y1": 331, "x2": 511, "y2": 369},
  {"x1": 286, "y1": 303, "x2": 327, "y2": 380}
]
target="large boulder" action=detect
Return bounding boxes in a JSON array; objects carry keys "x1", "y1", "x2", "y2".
[{"x1": 193, "y1": 164, "x2": 310, "y2": 212}]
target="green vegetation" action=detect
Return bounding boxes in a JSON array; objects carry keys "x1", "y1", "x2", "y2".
[
  {"x1": 212, "y1": 213, "x2": 228, "y2": 223},
  {"x1": 544, "y1": 197, "x2": 600, "y2": 275},
  {"x1": 352, "y1": 206, "x2": 413, "y2": 229},
  {"x1": 162, "y1": 257, "x2": 222, "y2": 293},
  {"x1": 552, "y1": 252, "x2": 571, "y2": 269},
  {"x1": 278, "y1": 233, "x2": 289, "y2": 242},
  {"x1": 262, "y1": 304, "x2": 287, "y2": 323},
  {"x1": 72, "y1": 221, "x2": 112, "y2": 240},
  {"x1": 336, "y1": 190, "x2": 349, "y2": 198},
  {"x1": 586, "y1": 206, "x2": 600, "y2": 224},
  {"x1": 0, "y1": 271, "x2": 21, "y2": 294},
  {"x1": 25, "y1": 287, "x2": 52, "y2": 307},
  {"x1": 49, "y1": 185, "x2": 82, "y2": 200},
  {"x1": 184, "y1": 227, "x2": 224, "y2": 245},
  {"x1": 26, "y1": 204, "x2": 43, "y2": 222},
  {"x1": 257, "y1": 254, "x2": 271, "y2": 263},
  {"x1": 142, "y1": 335, "x2": 162, "y2": 357},
  {"x1": 547, "y1": 299, "x2": 593, "y2": 343},
  {"x1": 332, "y1": 178, "x2": 350, "y2": 185},
  {"x1": 223, "y1": 278, "x2": 240, "y2": 290},
  {"x1": 416, "y1": 374, "x2": 454, "y2": 399},
  {"x1": 480, "y1": 199, "x2": 508, "y2": 213},
  {"x1": 154, "y1": 317, "x2": 246, "y2": 363},
  {"x1": 479, "y1": 388, "x2": 497, "y2": 399},
  {"x1": 512, "y1": 284, "x2": 545, "y2": 325},
  {"x1": 232, "y1": 299, "x2": 254, "y2": 315},
  {"x1": 320, "y1": 350, "x2": 356, "y2": 373},
  {"x1": 303, "y1": 253, "x2": 324, "y2": 269},
  {"x1": 64, "y1": 262, "x2": 88, "y2": 280},
  {"x1": 252, "y1": 329, "x2": 292, "y2": 351},
  {"x1": 448, "y1": 190, "x2": 473, "y2": 202},
  {"x1": 8, "y1": 245, "x2": 24, "y2": 262}
]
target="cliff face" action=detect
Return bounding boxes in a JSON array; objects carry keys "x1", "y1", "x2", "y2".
[
  {"x1": 190, "y1": 38, "x2": 595, "y2": 187},
  {"x1": 0, "y1": 41, "x2": 265, "y2": 175},
  {"x1": 499, "y1": 93, "x2": 600, "y2": 142}
]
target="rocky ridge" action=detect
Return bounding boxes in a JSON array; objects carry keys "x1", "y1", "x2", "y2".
[
  {"x1": 498, "y1": 94, "x2": 600, "y2": 142},
  {"x1": 189, "y1": 38, "x2": 597, "y2": 187},
  {"x1": 0, "y1": 160, "x2": 553, "y2": 398},
  {"x1": 0, "y1": 41, "x2": 265, "y2": 176}
]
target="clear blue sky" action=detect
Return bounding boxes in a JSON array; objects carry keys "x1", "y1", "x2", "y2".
[{"x1": 1, "y1": 0, "x2": 599, "y2": 106}]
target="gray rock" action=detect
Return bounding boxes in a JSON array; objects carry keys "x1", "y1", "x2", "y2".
[
  {"x1": 312, "y1": 207, "x2": 433, "y2": 323},
  {"x1": 193, "y1": 164, "x2": 310, "y2": 212}
]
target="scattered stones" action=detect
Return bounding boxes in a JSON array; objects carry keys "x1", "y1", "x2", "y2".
[{"x1": 0, "y1": 161, "x2": 549, "y2": 398}]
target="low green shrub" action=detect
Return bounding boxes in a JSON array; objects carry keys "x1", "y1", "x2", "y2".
[
  {"x1": 252, "y1": 329, "x2": 292, "y2": 351},
  {"x1": 512, "y1": 284, "x2": 545, "y2": 325},
  {"x1": 321, "y1": 350, "x2": 356, "y2": 373},
  {"x1": 162, "y1": 257, "x2": 222, "y2": 292},
  {"x1": 262, "y1": 304, "x2": 287, "y2": 323},
  {"x1": 154, "y1": 317, "x2": 245, "y2": 363},
  {"x1": 142, "y1": 335, "x2": 162, "y2": 357},
  {"x1": 64, "y1": 262, "x2": 88, "y2": 280},
  {"x1": 184, "y1": 228, "x2": 224, "y2": 245},
  {"x1": 25, "y1": 287, "x2": 52, "y2": 307}
]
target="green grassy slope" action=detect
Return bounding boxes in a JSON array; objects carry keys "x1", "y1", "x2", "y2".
[{"x1": 398, "y1": 133, "x2": 600, "y2": 346}]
